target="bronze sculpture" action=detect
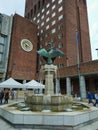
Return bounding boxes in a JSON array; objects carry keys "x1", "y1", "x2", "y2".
[{"x1": 37, "y1": 43, "x2": 64, "y2": 65}]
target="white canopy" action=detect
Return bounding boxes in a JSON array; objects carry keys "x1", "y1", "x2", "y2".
[
  {"x1": 0, "y1": 78, "x2": 23, "y2": 88},
  {"x1": 23, "y1": 80, "x2": 45, "y2": 89}
]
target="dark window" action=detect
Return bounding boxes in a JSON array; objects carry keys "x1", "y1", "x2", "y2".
[
  {"x1": 58, "y1": 33, "x2": 63, "y2": 39},
  {"x1": 38, "y1": 1, "x2": 40, "y2": 9},
  {"x1": 27, "y1": 13, "x2": 30, "y2": 18},
  {"x1": 34, "y1": 5, "x2": 37, "y2": 14},
  {"x1": 83, "y1": 0, "x2": 86, "y2": 6},
  {"x1": 51, "y1": 38, "x2": 55, "y2": 43},
  {"x1": 42, "y1": 0, "x2": 45, "y2": 6},
  {"x1": 58, "y1": 42, "x2": 63, "y2": 48},
  {"x1": 31, "y1": 9, "x2": 33, "y2": 17},
  {"x1": 58, "y1": 23, "x2": 63, "y2": 30}
]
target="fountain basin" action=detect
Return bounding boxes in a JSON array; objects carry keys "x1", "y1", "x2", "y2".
[
  {"x1": 25, "y1": 94, "x2": 73, "y2": 112},
  {"x1": 0, "y1": 102, "x2": 98, "y2": 130}
]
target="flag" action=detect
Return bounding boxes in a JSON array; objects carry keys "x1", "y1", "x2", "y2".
[{"x1": 76, "y1": 31, "x2": 79, "y2": 45}]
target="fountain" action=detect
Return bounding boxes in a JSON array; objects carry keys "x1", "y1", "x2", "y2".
[
  {"x1": 0, "y1": 44, "x2": 98, "y2": 130},
  {"x1": 25, "y1": 44, "x2": 74, "y2": 112}
]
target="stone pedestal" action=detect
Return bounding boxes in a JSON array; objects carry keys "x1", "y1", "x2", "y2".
[
  {"x1": 45, "y1": 74, "x2": 54, "y2": 94},
  {"x1": 41, "y1": 64, "x2": 57, "y2": 95}
]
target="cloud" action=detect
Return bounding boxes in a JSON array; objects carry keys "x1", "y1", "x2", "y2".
[
  {"x1": 0, "y1": 0, "x2": 25, "y2": 16},
  {"x1": 87, "y1": 0, "x2": 98, "y2": 60}
]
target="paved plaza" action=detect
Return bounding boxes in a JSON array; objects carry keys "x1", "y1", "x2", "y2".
[{"x1": 0, "y1": 116, "x2": 98, "y2": 130}]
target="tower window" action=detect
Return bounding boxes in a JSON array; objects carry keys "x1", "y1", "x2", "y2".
[
  {"x1": 58, "y1": 23, "x2": 63, "y2": 30},
  {"x1": 46, "y1": 3, "x2": 50, "y2": 8},
  {"x1": 31, "y1": 9, "x2": 33, "y2": 17},
  {"x1": 52, "y1": 0, "x2": 55, "y2": 3},
  {"x1": 0, "y1": 35, "x2": 5, "y2": 63},
  {"x1": 46, "y1": 17, "x2": 50, "y2": 22},
  {"x1": 58, "y1": 15, "x2": 63, "y2": 20},
  {"x1": 34, "y1": 5, "x2": 37, "y2": 14},
  {"x1": 46, "y1": 25, "x2": 50, "y2": 30},
  {"x1": 52, "y1": 20, "x2": 56, "y2": 25},
  {"x1": 37, "y1": 19, "x2": 40, "y2": 23},
  {"x1": 52, "y1": 12, "x2": 56, "y2": 17},
  {"x1": 58, "y1": 42, "x2": 63, "y2": 48},
  {"x1": 58, "y1": 6, "x2": 63, "y2": 12},
  {"x1": 42, "y1": 8, "x2": 45, "y2": 13},
  {"x1": 37, "y1": 13, "x2": 40, "y2": 17},
  {"x1": 58, "y1": 0, "x2": 62, "y2": 4},
  {"x1": 41, "y1": 29, "x2": 44, "y2": 33},
  {"x1": 58, "y1": 33, "x2": 63, "y2": 39},
  {"x1": 41, "y1": 15, "x2": 44, "y2": 20},
  {"x1": 45, "y1": 33, "x2": 49, "y2": 38},
  {"x1": 42, "y1": 0, "x2": 45, "y2": 6},
  {"x1": 38, "y1": 1, "x2": 40, "y2": 9},
  {"x1": 46, "y1": 10, "x2": 50, "y2": 15},
  {"x1": 41, "y1": 22, "x2": 44, "y2": 27},
  {"x1": 52, "y1": 28, "x2": 56, "y2": 33},
  {"x1": 52, "y1": 5, "x2": 56, "y2": 10},
  {"x1": 33, "y1": 17, "x2": 36, "y2": 21}
]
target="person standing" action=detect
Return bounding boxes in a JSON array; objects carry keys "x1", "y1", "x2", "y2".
[
  {"x1": 0, "y1": 89, "x2": 4, "y2": 104},
  {"x1": 4, "y1": 89, "x2": 9, "y2": 104},
  {"x1": 11, "y1": 89, "x2": 14, "y2": 100},
  {"x1": 87, "y1": 92, "x2": 94, "y2": 105},
  {"x1": 0, "y1": 90, "x2": 2, "y2": 104},
  {"x1": 94, "y1": 92, "x2": 98, "y2": 106}
]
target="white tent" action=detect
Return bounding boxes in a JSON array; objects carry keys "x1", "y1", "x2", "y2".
[
  {"x1": 23, "y1": 80, "x2": 45, "y2": 89},
  {"x1": 0, "y1": 78, "x2": 23, "y2": 88}
]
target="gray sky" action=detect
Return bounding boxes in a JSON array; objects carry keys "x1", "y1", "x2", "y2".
[
  {"x1": 0, "y1": 0, "x2": 25, "y2": 16},
  {"x1": 0, "y1": 0, "x2": 98, "y2": 60}
]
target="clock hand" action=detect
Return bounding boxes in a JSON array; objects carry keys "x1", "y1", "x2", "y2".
[{"x1": 25, "y1": 42, "x2": 30, "y2": 47}]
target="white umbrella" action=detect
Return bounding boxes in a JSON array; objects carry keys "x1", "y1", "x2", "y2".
[
  {"x1": 23, "y1": 80, "x2": 45, "y2": 89},
  {"x1": 0, "y1": 78, "x2": 24, "y2": 88}
]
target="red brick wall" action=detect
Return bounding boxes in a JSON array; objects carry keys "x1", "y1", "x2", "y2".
[
  {"x1": 59, "y1": 60, "x2": 98, "y2": 77},
  {"x1": 7, "y1": 14, "x2": 38, "y2": 80}
]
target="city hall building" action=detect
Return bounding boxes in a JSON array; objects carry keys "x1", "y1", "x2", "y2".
[{"x1": 0, "y1": 0, "x2": 98, "y2": 99}]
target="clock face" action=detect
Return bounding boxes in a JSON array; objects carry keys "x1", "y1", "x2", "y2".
[{"x1": 21, "y1": 39, "x2": 33, "y2": 52}]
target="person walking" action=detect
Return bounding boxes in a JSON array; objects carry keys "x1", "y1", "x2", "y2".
[
  {"x1": 94, "y1": 92, "x2": 98, "y2": 106},
  {"x1": 87, "y1": 91, "x2": 94, "y2": 105},
  {"x1": 0, "y1": 89, "x2": 4, "y2": 104}
]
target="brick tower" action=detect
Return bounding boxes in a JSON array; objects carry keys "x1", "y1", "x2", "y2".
[{"x1": 24, "y1": 0, "x2": 91, "y2": 69}]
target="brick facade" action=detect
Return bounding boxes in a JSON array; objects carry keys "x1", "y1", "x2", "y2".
[
  {"x1": 4, "y1": 1, "x2": 98, "y2": 95},
  {"x1": 7, "y1": 14, "x2": 38, "y2": 81}
]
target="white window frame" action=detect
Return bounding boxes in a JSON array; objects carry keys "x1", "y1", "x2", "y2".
[
  {"x1": 58, "y1": 15, "x2": 63, "y2": 20},
  {"x1": 52, "y1": 12, "x2": 56, "y2": 17},
  {"x1": 46, "y1": 17, "x2": 50, "y2": 22},
  {"x1": 42, "y1": 8, "x2": 45, "y2": 13},
  {"x1": 52, "y1": 20, "x2": 56, "y2": 25},
  {"x1": 52, "y1": 28, "x2": 56, "y2": 33},
  {"x1": 46, "y1": 3, "x2": 50, "y2": 8},
  {"x1": 41, "y1": 15, "x2": 44, "y2": 20},
  {"x1": 46, "y1": 10, "x2": 50, "y2": 15},
  {"x1": 52, "y1": 5, "x2": 56, "y2": 10},
  {"x1": 58, "y1": 0, "x2": 62, "y2": 4},
  {"x1": 46, "y1": 25, "x2": 50, "y2": 30},
  {"x1": 58, "y1": 6, "x2": 63, "y2": 12}
]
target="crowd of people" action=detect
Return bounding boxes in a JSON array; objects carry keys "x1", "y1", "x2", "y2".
[
  {"x1": 0, "y1": 89, "x2": 98, "y2": 107},
  {"x1": 0, "y1": 89, "x2": 17, "y2": 105},
  {"x1": 88, "y1": 91, "x2": 98, "y2": 106}
]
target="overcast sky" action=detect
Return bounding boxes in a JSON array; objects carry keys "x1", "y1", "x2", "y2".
[{"x1": 0, "y1": 0, "x2": 98, "y2": 60}]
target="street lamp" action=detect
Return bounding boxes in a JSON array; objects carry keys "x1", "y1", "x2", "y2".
[
  {"x1": 96, "y1": 48, "x2": 98, "y2": 58},
  {"x1": 76, "y1": 31, "x2": 82, "y2": 100}
]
